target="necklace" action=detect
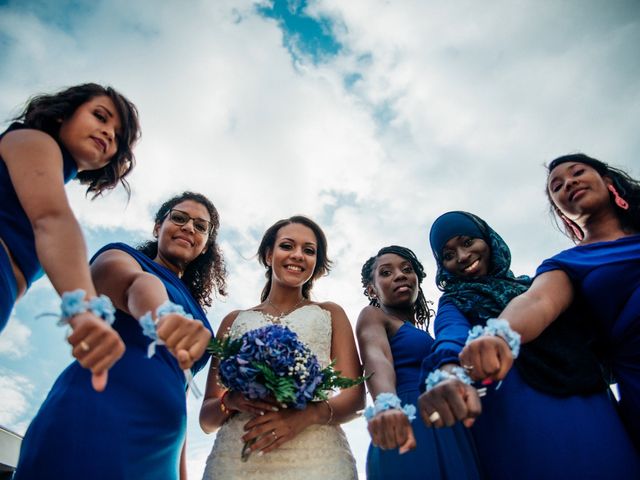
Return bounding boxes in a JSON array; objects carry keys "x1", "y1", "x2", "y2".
[{"x1": 266, "y1": 296, "x2": 306, "y2": 322}]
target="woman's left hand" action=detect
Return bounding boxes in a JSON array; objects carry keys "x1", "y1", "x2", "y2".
[
  {"x1": 241, "y1": 407, "x2": 315, "y2": 455},
  {"x1": 157, "y1": 313, "x2": 212, "y2": 369}
]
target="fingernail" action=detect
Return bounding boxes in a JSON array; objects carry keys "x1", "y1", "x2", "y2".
[
  {"x1": 259, "y1": 411, "x2": 265, "y2": 416},
  {"x1": 258, "y1": 451, "x2": 264, "y2": 457},
  {"x1": 481, "y1": 379, "x2": 493, "y2": 386},
  {"x1": 271, "y1": 407, "x2": 279, "y2": 412}
]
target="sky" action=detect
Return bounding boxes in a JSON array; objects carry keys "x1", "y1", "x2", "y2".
[{"x1": 1, "y1": 0, "x2": 639, "y2": 477}]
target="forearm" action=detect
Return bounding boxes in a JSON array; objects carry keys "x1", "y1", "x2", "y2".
[
  {"x1": 33, "y1": 214, "x2": 96, "y2": 297},
  {"x1": 123, "y1": 273, "x2": 169, "y2": 318},
  {"x1": 501, "y1": 294, "x2": 559, "y2": 343},
  {"x1": 199, "y1": 395, "x2": 232, "y2": 433}
]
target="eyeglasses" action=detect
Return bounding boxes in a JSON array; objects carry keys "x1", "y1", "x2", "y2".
[{"x1": 166, "y1": 209, "x2": 212, "y2": 235}]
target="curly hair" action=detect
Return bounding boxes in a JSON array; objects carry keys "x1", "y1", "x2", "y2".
[
  {"x1": 361, "y1": 245, "x2": 433, "y2": 330},
  {"x1": 15, "y1": 83, "x2": 140, "y2": 198},
  {"x1": 257, "y1": 215, "x2": 332, "y2": 302},
  {"x1": 138, "y1": 192, "x2": 227, "y2": 308},
  {"x1": 546, "y1": 153, "x2": 640, "y2": 243}
]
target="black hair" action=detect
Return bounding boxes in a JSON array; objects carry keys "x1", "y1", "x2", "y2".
[
  {"x1": 15, "y1": 83, "x2": 140, "y2": 198},
  {"x1": 138, "y1": 192, "x2": 227, "y2": 308},
  {"x1": 361, "y1": 245, "x2": 433, "y2": 330},
  {"x1": 257, "y1": 215, "x2": 331, "y2": 302},
  {"x1": 546, "y1": 153, "x2": 640, "y2": 242}
]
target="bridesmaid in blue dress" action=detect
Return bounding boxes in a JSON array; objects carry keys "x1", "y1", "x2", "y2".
[
  {"x1": 357, "y1": 245, "x2": 481, "y2": 479},
  {"x1": 14, "y1": 192, "x2": 227, "y2": 479},
  {"x1": 0, "y1": 84, "x2": 139, "y2": 390},
  {"x1": 461, "y1": 154, "x2": 640, "y2": 452},
  {"x1": 420, "y1": 211, "x2": 639, "y2": 479}
]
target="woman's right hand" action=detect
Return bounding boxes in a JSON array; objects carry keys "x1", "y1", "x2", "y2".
[
  {"x1": 368, "y1": 409, "x2": 416, "y2": 454},
  {"x1": 223, "y1": 391, "x2": 280, "y2": 417},
  {"x1": 67, "y1": 312, "x2": 125, "y2": 392},
  {"x1": 418, "y1": 378, "x2": 481, "y2": 428},
  {"x1": 459, "y1": 336, "x2": 513, "y2": 382}
]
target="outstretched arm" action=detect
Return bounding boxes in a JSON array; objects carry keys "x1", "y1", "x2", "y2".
[
  {"x1": 91, "y1": 249, "x2": 210, "y2": 370},
  {"x1": 460, "y1": 270, "x2": 574, "y2": 381},
  {"x1": 2, "y1": 129, "x2": 124, "y2": 391},
  {"x1": 356, "y1": 306, "x2": 415, "y2": 453}
]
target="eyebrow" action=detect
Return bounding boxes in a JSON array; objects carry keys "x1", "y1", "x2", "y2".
[
  {"x1": 549, "y1": 163, "x2": 580, "y2": 185},
  {"x1": 95, "y1": 103, "x2": 115, "y2": 118},
  {"x1": 280, "y1": 237, "x2": 317, "y2": 246}
]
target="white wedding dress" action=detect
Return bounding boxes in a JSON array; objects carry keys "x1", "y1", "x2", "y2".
[{"x1": 202, "y1": 305, "x2": 358, "y2": 480}]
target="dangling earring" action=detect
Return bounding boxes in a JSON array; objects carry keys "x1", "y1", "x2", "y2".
[
  {"x1": 560, "y1": 214, "x2": 584, "y2": 241},
  {"x1": 608, "y1": 184, "x2": 629, "y2": 210}
]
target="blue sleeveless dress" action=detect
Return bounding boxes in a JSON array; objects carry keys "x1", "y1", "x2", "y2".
[
  {"x1": 422, "y1": 299, "x2": 640, "y2": 479},
  {"x1": 367, "y1": 322, "x2": 481, "y2": 480},
  {"x1": 0, "y1": 122, "x2": 78, "y2": 331},
  {"x1": 537, "y1": 233, "x2": 640, "y2": 449},
  {"x1": 14, "y1": 243, "x2": 213, "y2": 480}
]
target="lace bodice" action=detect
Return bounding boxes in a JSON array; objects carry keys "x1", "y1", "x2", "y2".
[{"x1": 202, "y1": 304, "x2": 357, "y2": 480}]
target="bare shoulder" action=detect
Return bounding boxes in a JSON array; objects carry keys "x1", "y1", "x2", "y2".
[
  {"x1": 315, "y1": 300, "x2": 346, "y2": 316},
  {"x1": 1, "y1": 128, "x2": 60, "y2": 160},
  {"x1": 91, "y1": 248, "x2": 141, "y2": 274},
  {"x1": 356, "y1": 304, "x2": 387, "y2": 328}
]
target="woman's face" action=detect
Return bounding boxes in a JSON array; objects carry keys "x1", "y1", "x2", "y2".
[
  {"x1": 153, "y1": 199, "x2": 211, "y2": 274},
  {"x1": 441, "y1": 236, "x2": 490, "y2": 278},
  {"x1": 547, "y1": 162, "x2": 612, "y2": 219},
  {"x1": 58, "y1": 95, "x2": 122, "y2": 172},
  {"x1": 370, "y1": 253, "x2": 419, "y2": 308},
  {"x1": 266, "y1": 223, "x2": 318, "y2": 289}
]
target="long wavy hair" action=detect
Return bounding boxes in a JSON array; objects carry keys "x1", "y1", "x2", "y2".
[
  {"x1": 257, "y1": 215, "x2": 331, "y2": 302},
  {"x1": 546, "y1": 153, "x2": 640, "y2": 243},
  {"x1": 138, "y1": 192, "x2": 227, "y2": 308},
  {"x1": 15, "y1": 83, "x2": 140, "y2": 198},
  {"x1": 361, "y1": 245, "x2": 433, "y2": 330}
]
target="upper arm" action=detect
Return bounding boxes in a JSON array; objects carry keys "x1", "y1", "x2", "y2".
[
  {"x1": 90, "y1": 249, "x2": 145, "y2": 311},
  {"x1": 433, "y1": 300, "x2": 473, "y2": 351},
  {"x1": 1, "y1": 129, "x2": 72, "y2": 223},
  {"x1": 202, "y1": 310, "x2": 240, "y2": 400},
  {"x1": 321, "y1": 302, "x2": 362, "y2": 378},
  {"x1": 355, "y1": 306, "x2": 393, "y2": 373}
]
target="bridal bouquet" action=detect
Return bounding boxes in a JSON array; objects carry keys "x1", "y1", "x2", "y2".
[{"x1": 208, "y1": 324, "x2": 365, "y2": 410}]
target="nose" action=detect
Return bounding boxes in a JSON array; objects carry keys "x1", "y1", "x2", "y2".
[
  {"x1": 102, "y1": 124, "x2": 115, "y2": 142},
  {"x1": 290, "y1": 247, "x2": 304, "y2": 260},
  {"x1": 393, "y1": 269, "x2": 407, "y2": 281},
  {"x1": 456, "y1": 247, "x2": 471, "y2": 263},
  {"x1": 181, "y1": 219, "x2": 196, "y2": 233}
]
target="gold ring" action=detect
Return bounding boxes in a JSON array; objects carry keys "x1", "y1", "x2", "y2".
[
  {"x1": 80, "y1": 340, "x2": 91, "y2": 352},
  {"x1": 428, "y1": 411, "x2": 441, "y2": 423},
  {"x1": 462, "y1": 364, "x2": 474, "y2": 371},
  {"x1": 271, "y1": 430, "x2": 277, "y2": 440}
]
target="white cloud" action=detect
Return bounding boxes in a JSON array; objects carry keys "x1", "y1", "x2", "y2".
[
  {"x1": 0, "y1": 317, "x2": 31, "y2": 358},
  {"x1": 0, "y1": 370, "x2": 34, "y2": 433}
]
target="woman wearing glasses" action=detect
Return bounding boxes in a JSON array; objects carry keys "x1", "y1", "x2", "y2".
[{"x1": 14, "y1": 191, "x2": 227, "y2": 480}]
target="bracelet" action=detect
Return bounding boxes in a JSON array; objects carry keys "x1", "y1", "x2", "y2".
[
  {"x1": 139, "y1": 300, "x2": 192, "y2": 358},
  {"x1": 425, "y1": 366, "x2": 472, "y2": 392},
  {"x1": 323, "y1": 399, "x2": 334, "y2": 425},
  {"x1": 465, "y1": 318, "x2": 521, "y2": 358},
  {"x1": 59, "y1": 289, "x2": 115, "y2": 326},
  {"x1": 363, "y1": 393, "x2": 416, "y2": 423},
  {"x1": 220, "y1": 390, "x2": 235, "y2": 415}
]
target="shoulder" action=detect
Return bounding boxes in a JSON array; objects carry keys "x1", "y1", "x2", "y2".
[
  {"x1": 315, "y1": 300, "x2": 344, "y2": 314},
  {"x1": 356, "y1": 304, "x2": 387, "y2": 325},
  {"x1": 1, "y1": 128, "x2": 60, "y2": 161},
  {"x1": 216, "y1": 309, "x2": 243, "y2": 337}
]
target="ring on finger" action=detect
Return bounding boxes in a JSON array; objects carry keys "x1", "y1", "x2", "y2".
[
  {"x1": 428, "y1": 411, "x2": 441, "y2": 423},
  {"x1": 79, "y1": 340, "x2": 91, "y2": 352},
  {"x1": 271, "y1": 430, "x2": 278, "y2": 440},
  {"x1": 462, "y1": 364, "x2": 474, "y2": 371}
]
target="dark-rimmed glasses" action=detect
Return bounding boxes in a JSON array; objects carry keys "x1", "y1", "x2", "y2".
[{"x1": 166, "y1": 209, "x2": 212, "y2": 235}]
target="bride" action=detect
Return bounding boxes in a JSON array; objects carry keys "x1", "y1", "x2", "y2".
[{"x1": 200, "y1": 215, "x2": 365, "y2": 479}]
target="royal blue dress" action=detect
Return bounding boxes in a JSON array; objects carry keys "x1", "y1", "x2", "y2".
[
  {"x1": 537, "y1": 233, "x2": 640, "y2": 449},
  {"x1": 367, "y1": 322, "x2": 481, "y2": 480},
  {"x1": 14, "y1": 243, "x2": 213, "y2": 480},
  {"x1": 422, "y1": 299, "x2": 640, "y2": 479},
  {"x1": 0, "y1": 123, "x2": 77, "y2": 331}
]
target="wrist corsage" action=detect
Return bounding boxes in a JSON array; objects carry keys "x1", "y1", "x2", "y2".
[
  {"x1": 465, "y1": 318, "x2": 521, "y2": 358},
  {"x1": 425, "y1": 366, "x2": 472, "y2": 392},
  {"x1": 139, "y1": 300, "x2": 202, "y2": 398},
  {"x1": 364, "y1": 392, "x2": 416, "y2": 422},
  {"x1": 59, "y1": 289, "x2": 115, "y2": 326}
]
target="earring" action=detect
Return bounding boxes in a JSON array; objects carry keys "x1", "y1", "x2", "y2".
[{"x1": 608, "y1": 185, "x2": 629, "y2": 210}]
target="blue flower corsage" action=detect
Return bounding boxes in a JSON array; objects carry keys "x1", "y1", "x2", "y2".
[
  {"x1": 59, "y1": 289, "x2": 115, "y2": 326},
  {"x1": 139, "y1": 300, "x2": 202, "y2": 398},
  {"x1": 425, "y1": 366, "x2": 472, "y2": 391},
  {"x1": 465, "y1": 318, "x2": 521, "y2": 358},
  {"x1": 364, "y1": 392, "x2": 416, "y2": 423}
]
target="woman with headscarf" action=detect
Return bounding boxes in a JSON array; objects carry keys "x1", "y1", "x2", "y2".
[{"x1": 418, "y1": 211, "x2": 639, "y2": 479}]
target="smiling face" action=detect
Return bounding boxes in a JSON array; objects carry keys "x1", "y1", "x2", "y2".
[
  {"x1": 153, "y1": 199, "x2": 211, "y2": 275},
  {"x1": 369, "y1": 253, "x2": 419, "y2": 308},
  {"x1": 441, "y1": 236, "x2": 491, "y2": 278},
  {"x1": 547, "y1": 162, "x2": 613, "y2": 220},
  {"x1": 266, "y1": 223, "x2": 318, "y2": 290},
  {"x1": 58, "y1": 95, "x2": 122, "y2": 172}
]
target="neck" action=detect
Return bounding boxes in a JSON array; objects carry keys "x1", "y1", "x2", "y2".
[
  {"x1": 153, "y1": 253, "x2": 185, "y2": 277},
  {"x1": 578, "y1": 208, "x2": 629, "y2": 244},
  {"x1": 266, "y1": 284, "x2": 305, "y2": 306},
  {"x1": 380, "y1": 304, "x2": 415, "y2": 324}
]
